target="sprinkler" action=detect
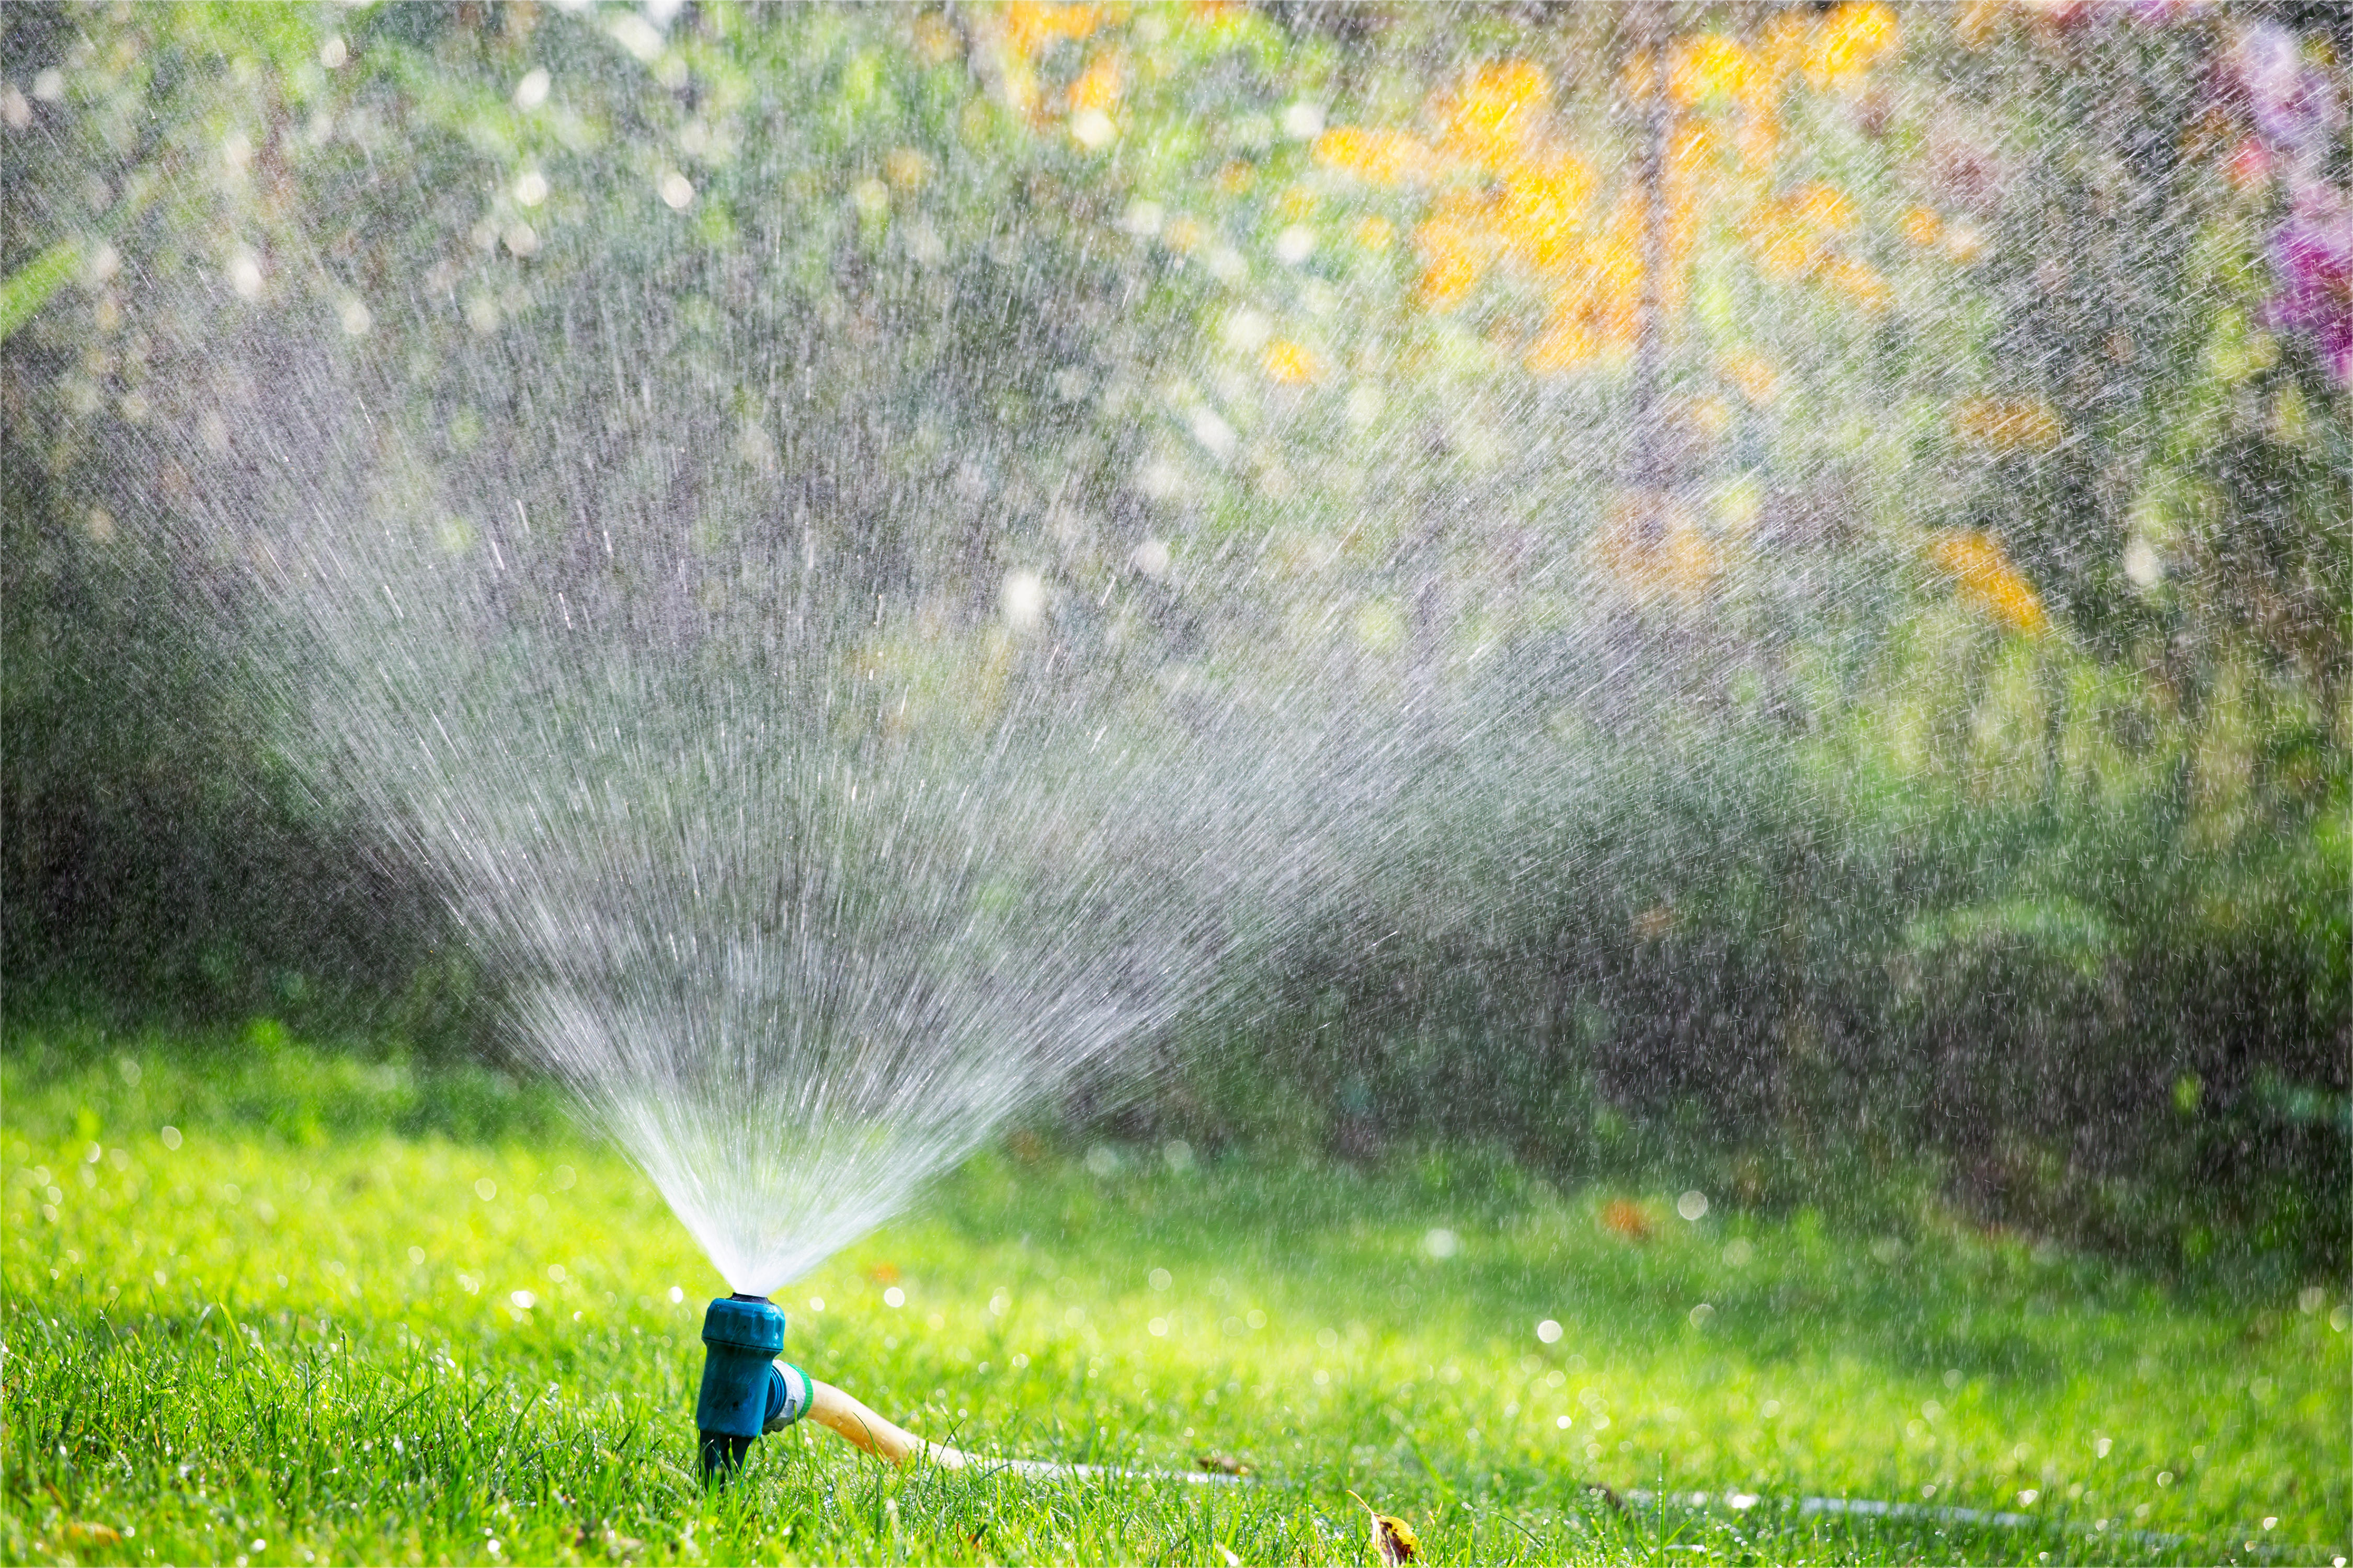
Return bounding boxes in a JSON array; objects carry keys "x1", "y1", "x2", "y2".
[
  {"x1": 695, "y1": 1294, "x2": 813, "y2": 1479},
  {"x1": 692, "y1": 1291, "x2": 1251, "y2": 1488},
  {"x1": 693, "y1": 1292, "x2": 969, "y2": 1478}
]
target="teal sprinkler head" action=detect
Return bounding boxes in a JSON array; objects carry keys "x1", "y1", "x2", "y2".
[{"x1": 696, "y1": 1294, "x2": 813, "y2": 1481}]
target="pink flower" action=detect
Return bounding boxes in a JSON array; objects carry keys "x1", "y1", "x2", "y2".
[
  {"x1": 2268, "y1": 189, "x2": 2353, "y2": 386},
  {"x1": 2232, "y1": 24, "x2": 2343, "y2": 168}
]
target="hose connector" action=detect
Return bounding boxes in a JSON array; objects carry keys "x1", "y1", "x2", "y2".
[{"x1": 696, "y1": 1294, "x2": 813, "y2": 1480}]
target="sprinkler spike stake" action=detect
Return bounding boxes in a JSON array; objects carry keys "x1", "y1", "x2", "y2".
[{"x1": 695, "y1": 1294, "x2": 812, "y2": 1481}]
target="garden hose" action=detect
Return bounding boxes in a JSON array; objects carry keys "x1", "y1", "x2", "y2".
[{"x1": 695, "y1": 1293, "x2": 1238, "y2": 1485}]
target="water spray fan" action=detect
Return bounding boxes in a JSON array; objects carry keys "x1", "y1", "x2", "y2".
[{"x1": 695, "y1": 1294, "x2": 813, "y2": 1478}]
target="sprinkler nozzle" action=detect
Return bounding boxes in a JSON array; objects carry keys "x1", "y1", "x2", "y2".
[{"x1": 695, "y1": 1293, "x2": 813, "y2": 1480}]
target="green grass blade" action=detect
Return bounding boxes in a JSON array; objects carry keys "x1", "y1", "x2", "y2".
[{"x1": 0, "y1": 241, "x2": 79, "y2": 342}]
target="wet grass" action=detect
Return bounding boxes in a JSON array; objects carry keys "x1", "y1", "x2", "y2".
[{"x1": 3, "y1": 1025, "x2": 2345, "y2": 1565}]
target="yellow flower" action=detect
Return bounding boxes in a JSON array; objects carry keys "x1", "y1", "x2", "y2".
[
  {"x1": 1003, "y1": 2, "x2": 1101, "y2": 59},
  {"x1": 1901, "y1": 205, "x2": 1943, "y2": 247},
  {"x1": 1591, "y1": 194, "x2": 1650, "y2": 343},
  {"x1": 1498, "y1": 154, "x2": 1594, "y2": 270},
  {"x1": 1415, "y1": 218, "x2": 1486, "y2": 310},
  {"x1": 1744, "y1": 216, "x2": 1817, "y2": 279},
  {"x1": 1953, "y1": 0, "x2": 2007, "y2": 50},
  {"x1": 1754, "y1": 13, "x2": 1812, "y2": 89},
  {"x1": 1721, "y1": 352, "x2": 1778, "y2": 406},
  {"x1": 1595, "y1": 492, "x2": 1718, "y2": 606},
  {"x1": 1437, "y1": 60, "x2": 1549, "y2": 167},
  {"x1": 1352, "y1": 214, "x2": 1395, "y2": 252},
  {"x1": 1956, "y1": 398, "x2": 2065, "y2": 452},
  {"x1": 1067, "y1": 52, "x2": 1121, "y2": 113},
  {"x1": 1313, "y1": 127, "x2": 1438, "y2": 186},
  {"x1": 1817, "y1": 256, "x2": 1891, "y2": 312},
  {"x1": 1525, "y1": 316, "x2": 1600, "y2": 374},
  {"x1": 1804, "y1": 2, "x2": 1900, "y2": 89},
  {"x1": 1680, "y1": 394, "x2": 1733, "y2": 440},
  {"x1": 1927, "y1": 531, "x2": 2048, "y2": 633},
  {"x1": 1261, "y1": 338, "x2": 1322, "y2": 384},
  {"x1": 1672, "y1": 35, "x2": 1756, "y2": 107},
  {"x1": 1788, "y1": 182, "x2": 1855, "y2": 233}
]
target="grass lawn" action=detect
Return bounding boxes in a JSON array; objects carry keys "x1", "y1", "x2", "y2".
[{"x1": 3, "y1": 1025, "x2": 2345, "y2": 1565}]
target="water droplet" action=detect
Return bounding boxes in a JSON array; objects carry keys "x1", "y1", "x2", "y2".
[{"x1": 1000, "y1": 569, "x2": 1045, "y2": 631}]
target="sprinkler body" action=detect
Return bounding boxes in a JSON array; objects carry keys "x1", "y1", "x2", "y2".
[{"x1": 696, "y1": 1294, "x2": 812, "y2": 1479}]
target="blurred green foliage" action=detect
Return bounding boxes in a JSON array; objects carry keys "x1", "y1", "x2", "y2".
[{"x1": 2, "y1": 3, "x2": 2344, "y2": 1276}]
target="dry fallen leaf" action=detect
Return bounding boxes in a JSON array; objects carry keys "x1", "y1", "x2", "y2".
[
  {"x1": 1195, "y1": 1452, "x2": 1252, "y2": 1476},
  {"x1": 1599, "y1": 1198, "x2": 1654, "y2": 1243},
  {"x1": 61, "y1": 1523, "x2": 122, "y2": 1548},
  {"x1": 1348, "y1": 1491, "x2": 1419, "y2": 1565}
]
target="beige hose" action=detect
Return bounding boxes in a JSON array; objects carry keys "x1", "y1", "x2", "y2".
[
  {"x1": 803, "y1": 1377, "x2": 972, "y2": 1469},
  {"x1": 798, "y1": 1377, "x2": 1240, "y2": 1486}
]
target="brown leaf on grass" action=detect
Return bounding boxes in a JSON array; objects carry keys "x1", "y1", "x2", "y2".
[
  {"x1": 1195, "y1": 1452, "x2": 1252, "y2": 1475},
  {"x1": 61, "y1": 1523, "x2": 122, "y2": 1547},
  {"x1": 1599, "y1": 1198, "x2": 1654, "y2": 1243},
  {"x1": 1348, "y1": 1492, "x2": 1419, "y2": 1565}
]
